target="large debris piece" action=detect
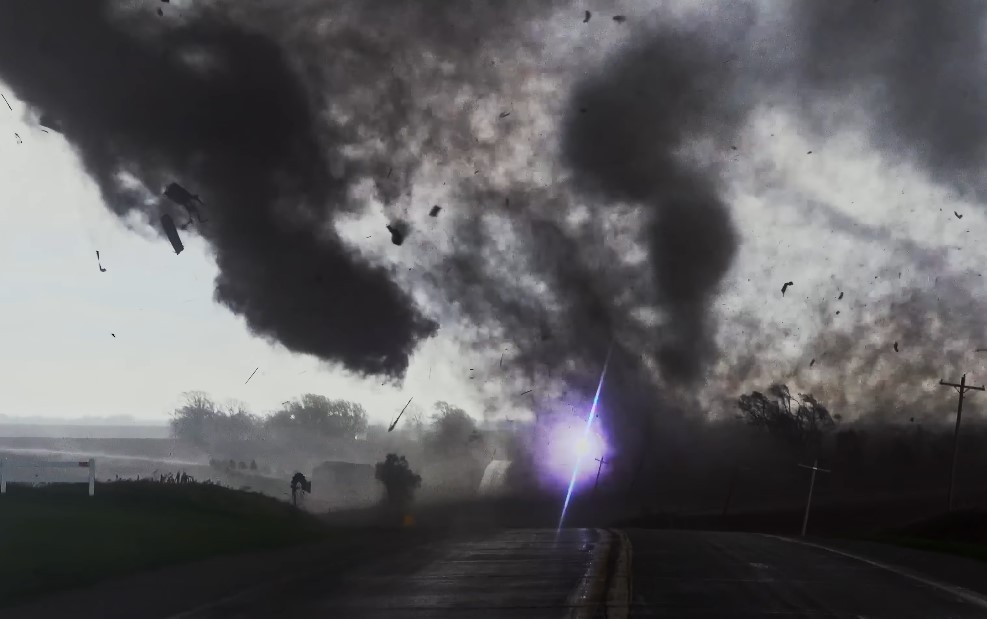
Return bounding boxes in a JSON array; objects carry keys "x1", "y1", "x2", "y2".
[{"x1": 161, "y1": 214, "x2": 184, "y2": 255}]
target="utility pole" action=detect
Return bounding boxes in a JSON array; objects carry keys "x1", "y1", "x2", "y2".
[
  {"x1": 593, "y1": 456, "x2": 608, "y2": 492},
  {"x1": 939, "y1": 374, "x2": 985, "y2": 512},
  {"x1": 798, "y1": 459, "x2": 830, "y2": 537}
]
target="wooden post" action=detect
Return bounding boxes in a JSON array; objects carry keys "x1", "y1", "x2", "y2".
[{"x1": 798, "y1": 459, "x2": 830, "y2": 537}]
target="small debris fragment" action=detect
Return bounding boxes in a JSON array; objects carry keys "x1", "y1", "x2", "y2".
[
  {"x1": 14, "y1": 133, "x2": 22, "y2": 144},
  {"x1": 161, "y1": 214, "x2": 185, "y2": 255},
  {"x1": 836, "y1": 310, "x2": 841, "y2": 315},
  {"x1": 96, "y1": 250, "x2": 107, "y2": 273},
  {"x1": 976, "y1": 348, "x2": 987, "y2": 353},
  {"x1": 954, "y1": 211, "x2": 963, "y2": 219},
  {"x1": 244, "y1": 367, "x2": 259, "y2": 385},
  {"x1": 838, "y1": 291, "x2": 844, "y2": 300},
  {"x1": 893, "y1": 341, "x2": 899, "y2": 352},
  {"x1": 111, "y1": 333, "x2": 116, "y2": 338},
  {"x1": 386, "y1": 221, "x2": 408, "y2": 246},
  {"x1": 429, "y1": 205, "x2": 442, "y2": 217},
  {"x1": 0, "y1": 94, "x2": 10, "y2": 111},
  {"x1": 612, "y1": 15, "x2": 627, "y2": 22},
  {"x1": 583, "y1": 10, "x2": 591, "y2": 22},
  {"x1": 809, "y1": 358, "x2": 816, "y2": 367},
  {"x1": 520, "y1": 389, "x2": 533, "y2": 396},
  {"x1": 781, "y1": 281, "x2": 794, "y2": 295},
  {"x1": 499, "y1": 111, "x2": 511, "y2": 119},
  {"x1": 806, "y1": 150, "x2": 813, "y2": 155},
  {"x1": 731, "y1": 145, "x2": 738, "y2": 150}
]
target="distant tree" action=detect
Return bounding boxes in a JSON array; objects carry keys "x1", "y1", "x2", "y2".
[
  {"x1": 266, "y1": 395, "x2": 368, "y2": 439},
  {"x1": 169, "y1": 393, "x2": 262, "y2": 446},
  {"x1": 375, "y1": 453, "x2": 422, "y2": 508},
  {"x1": 237, "y1": 461, "x2": 247, "y2": 470},
  {"x1": 737, "y1": 384, "x2": 837, "y2": 452},
  {"x1": 169, "y1": 392, "x2": 220, "y2": 446},
  {"x1": 228, "y1": 459, "x2": 236, "y2": 469},
  {"x1": 250, "y1": 459, "x2": 258, "y2": 471},
  {"x1": 427, "y1": 402, "x2": 480, "y2": 456},
  {"x1": 222, "y1": 401, "x2": 262, "y2": 442}
]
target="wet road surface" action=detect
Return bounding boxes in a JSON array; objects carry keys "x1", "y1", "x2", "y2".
[
  {"x1": 177, "y1": 528, "x2": 606, "y2": 618},
  {"x1": 628, "y1": 530, "x2": 987, "y2": 618},
  {"x1": 11, "y1": 528, "x2": 987, "y2": 618}
]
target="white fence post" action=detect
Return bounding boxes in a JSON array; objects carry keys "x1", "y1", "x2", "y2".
[{"x1": 88, "y1": 458, "x2": 95, "y2": 496}]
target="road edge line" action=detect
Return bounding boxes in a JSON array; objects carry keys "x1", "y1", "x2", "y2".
[
  {"x1": 566, "y1": 528, "x2": 613, "y2": 619},
  {"x1": 762, "y1": 534, "x2": 987, "y2": 611}
]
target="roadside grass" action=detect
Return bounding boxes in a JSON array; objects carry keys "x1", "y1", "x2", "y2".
[
  {"x1": 0, "y1": 481, "x2": 328, "y2": 606},
  {"x1": 868, "y1": 509, "x2": 987, "y2": 563}
]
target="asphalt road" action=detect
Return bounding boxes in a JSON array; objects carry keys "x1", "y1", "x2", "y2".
[
  {"x1": 10, "y1": 528, "x2": 987, "y2": 618},
  {"x1": 628, "y1": 530, "x2": 987, "y2": 618},
  {"x1": 171, "y1": 529, "x2": 605, "y2": 619}
]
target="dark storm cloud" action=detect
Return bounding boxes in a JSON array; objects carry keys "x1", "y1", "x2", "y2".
[
  {"x1": 4, "y1": 0, "x2": 986, "y2": 441},
  {"x1": 789, "y1": 0, "x2": 987, "y2": 198},
  {"x1": 0, "y1": 0, "x2": 434, "y2": 376},
  {"x1": 560, "y1": 21, "x2": 752, "y2": 382}
]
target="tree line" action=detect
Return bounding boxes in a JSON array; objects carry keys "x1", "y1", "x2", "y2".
[{"x1": 169, "y1": 391, "x2": 370, "y2": 447}]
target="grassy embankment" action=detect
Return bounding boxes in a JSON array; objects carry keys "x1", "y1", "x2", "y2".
[
  {"x1": 872, "y1": 509, "x2": 987, "y2": 562},
  {"x1": 0, "y1": 481, "x2": 327, "y2": 606}
]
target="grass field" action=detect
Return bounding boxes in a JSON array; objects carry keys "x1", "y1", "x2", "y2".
[
  {"x1": 872, "y1": 509, "x2": 987, "y2": 563},
  {"x1": 0, "y1": 481, "x2": 328, "y2": 606}
]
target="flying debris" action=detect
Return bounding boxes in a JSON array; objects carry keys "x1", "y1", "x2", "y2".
[
  {"x1": 893, "y1": 342, "x2": 899, "y2": 352},
  {"x1": 499, "y1": 111, "x2": 511, "y2": 119},
  {"x1": 838, "y1": 291, "x2": 844, "y2": 300},
  {"x1": 157, "y1": 8, "x2": 163, "y2": 16},
  {"x1": 387, "y1": 397, "x2": 413, "y2": 432},
  {"x1": 14, "y1": 132, "x2": 21, "y2": 144},
  {"x1": 160, "y1": 214, "x2": 184, "y2": 255},
  {"x1": 809, "y1": 358, "x2": 816, "y2": 367},
  {"x1": 111, "y1": 333, "x2": 116, "y2": 338},
  {"x1": 96, "y1": 250, "x2": 106, "y2": 273},
  {"x1": 520, "y1": 389, "x2": 533, "y2": 396},
  {"x1": 429, "y1": 205, "x2": 442, "y2": 217},
  {"x1": 163, "y1": 182, "x2": 207, "y2": 228},
  {"x1": 807, "y1": 151, "x2": 813, "y2": 155},
  {"x1": 0, "y1": 93, "x2": 10, "y2": 111},
  {"x1": 386, "y1": 221, "x2": 408, "y2": 246},
  {"x1": 583, "y1": 10, "x2": 591, "y2": 23},
  {"x1": 244, "y1": 367, "x2": 259, "y2": 385},
  {"x1": 954, "y1": 211, "x2": 964, "y2": 219},
  {"x1": 976, "y1": 348, "x2": 987, "y2": 353},
  {"x1": 612, "y1": 15, "x2": 626, "y2": 22},
  {"x1": 781, "y1": 281, "x2": 794, "y2": 295}
]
